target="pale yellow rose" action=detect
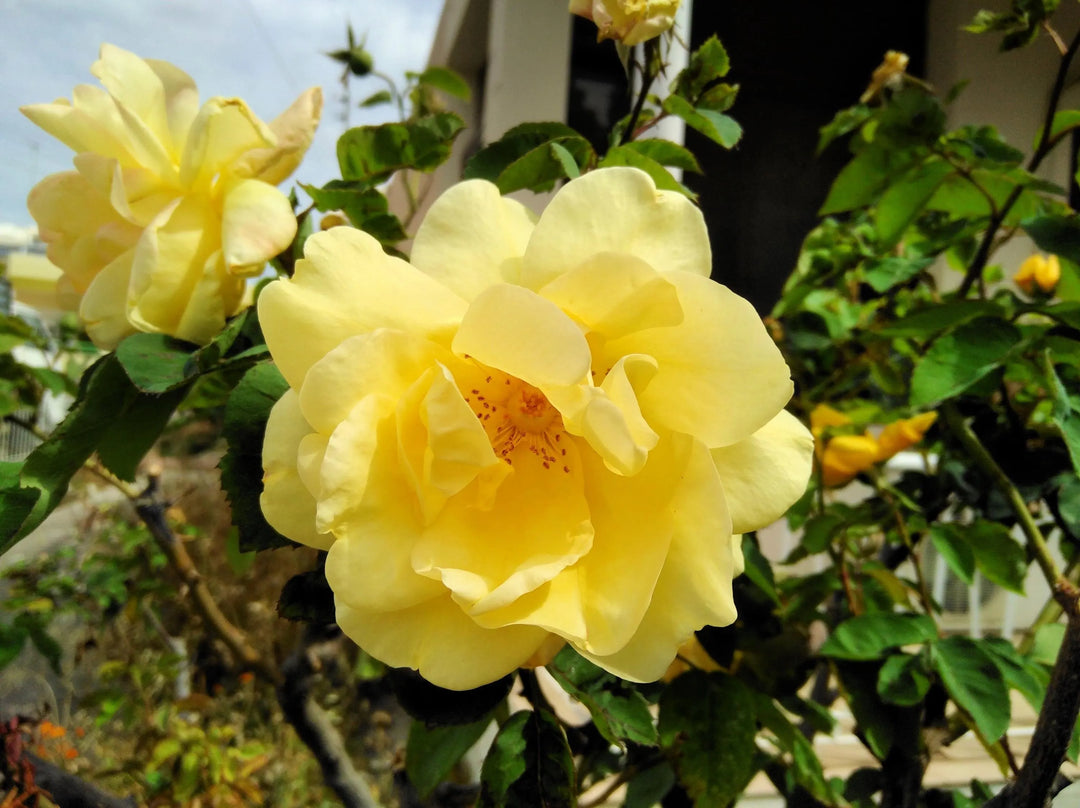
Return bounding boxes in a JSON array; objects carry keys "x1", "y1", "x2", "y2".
[
  {"x1": 569, "y1": 0, "x2": 680, "y2": 46},
  {"x1": 259, "y1": 167, "x2": 813, "y2": 690},
  {"x1": 22, "y1": 44, "x2": 321, "y2": 349}
]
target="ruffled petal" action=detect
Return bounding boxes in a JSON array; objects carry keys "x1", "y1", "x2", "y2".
[
  {"x1": 410, "y1": 180, "x2": 537, "y2": 301},
  {"x1": 79, "y1": 249, "x2": 135, "y2": 349},
  {"x1": 452, "y1": 284, "x2": 591, "y2": 388},
  {"x1": 523, "y1": 167, "x2": 710, "y2": 289},
  {"x1": 145, "y1": 57, "x2": 200, "y2": 158},
  {"x1": 260, "y1": 390, "x2": 331, "y2": 550},
  {"x1": 413, "y1": 427, "x2": 593, "y2": 616},
  {"x1": 90, "y1": 44, "x2": 172, "y2": 154},
  {"x1": 258, "y1": 227, "x2": 467, "y2": 391},
  {"x1": 539, "y1": 251, "x2": 683, "y2": 339},
  {"x1": 219, "y1": 178, "x2": 296, "y2": 274},
  {"x1": 231, "y1": 87, "x2": 323, "y2": 185},
  {"x1": 711, "y1": 410, "x2": 814, "y2": 534},
  {"x1": 336, "y1": 596, "x2": 549, "y2": 691},
  {"x1": 603, "y1": 270, "x2": 794, "y2": 448},
  {"x1": 179, "y1": 97, "x2": 275, "y2": 187},
  {"x1": 579, "y1": 438, "x2": 737, "y2": 681}
]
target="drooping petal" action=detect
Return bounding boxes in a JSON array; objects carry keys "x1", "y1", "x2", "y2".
[
  {"x1": 875, "y1": 412, "x2": 937, "y2": 462},
  {"x1": 711, "y1": 409, "x2": 814, "y2": 534},
  {"x1": 579, "y1": 438, "x2": 737, "y2": 681},
  {"x1": 145, "y1": 57, "x2": 200, "y2": 157},
  {"x1": 603, "y1": 270, "x2": 794, "y2": 448},
  {"x1": 219, "y1": 178, "x2": 297, "y2": 274},
  {"x1": 91, "y1": 43, "x2": 172, "y2": 155},
  {"x1": 336, "y1": 596, "x2": 550, "y2": 692},
  {"x1": 452, "y1": 284, "x2": 591, "y2": 389},
  {"x1": 522, "y1": 167, "x2": 711, "y2": 289},
  {"x1": 539, "y1": 251, "x2": 683, "y2": 340},
  {"x1": 258, "y1": 227, "x2": 467, "y2": 391},
  {"x1": 413, "y1": 430, "x2": 593, "y2": 616},
  {"x1": 126, "y1": 196, "x2": 231, "y2": 343},
  {"x1": 232, "y1": 87, "x2": 323, "y2": 185},
  {"x1": 261, "y1": 390, "x2": 331, "y2": 550},
  {"x1": 410, "y1": 180, "x2": 537, "y2": 301},
  {"x1": 79, "y1": 249, "x2": 136, "y2": 349},
  {"x1": 179, "y1": 97, "x2": 275, "y2": 188},
  {"x1": 821, "y1": 434, "x2": 879, "y2": 487},
  {"x1": 298, "y1": 330, "x2": 443, "y2": 435}
]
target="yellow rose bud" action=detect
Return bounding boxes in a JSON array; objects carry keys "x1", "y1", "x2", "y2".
[
  {"x1": 811, "y1": 405, "x2": 935, "y2": 486},
  {"x1": 258, "y1": 167, "x2": 814, "y2": 690},
  {"x1": 1015, "y1": 253, "x2": 1061, "y2": 296},
  {"x1": 820, "y1": 434, "x2": 880, "y2": 487},
  {"x1": 22, "y1": 44, "x2": 322, "y2": 349},
  {"x1": 860, "y1": 50, "x2": 910, "y2": 104},
  {"x1": 320, "y1": 212, "x2": 350, "y2": 231},
  {"x1": 569, "y1": 0, "x2": 681, "y2": 46}
]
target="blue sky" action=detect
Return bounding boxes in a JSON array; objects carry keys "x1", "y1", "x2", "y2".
[{"x1": 0, "y1": 0, "x2": 443, "y2": 226}]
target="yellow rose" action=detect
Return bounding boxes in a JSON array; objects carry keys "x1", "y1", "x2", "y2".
[
  {"x1": 22, "y1": 44, "x2": 321, "y2": 349},
  {"x1": 569, "y1": 0, "x2": 681, "y2": 46},
  {"x1": 1014, "y1": 253, "x2": 1061, "y2": 296},
  {"x1": 810, "y1": 405, "x2": 936, "y2": 487},
  {"x1": 859, "y1": 50, "x2": 910, "y2": 104},
  {"x1": 259, "y1": 167, "x2": 813, "y2": 690}
]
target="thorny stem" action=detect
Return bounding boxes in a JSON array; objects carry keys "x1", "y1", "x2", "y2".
[
  {"x1": 620, "y1": 50, "x2": 657, "y2": 146},
  {"x1": 957, "y1": 24, "x2": 1080, "y2": 297}
]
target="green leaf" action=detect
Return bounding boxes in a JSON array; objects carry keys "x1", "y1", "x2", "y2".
[
  {"x1": 276, "y1": 568, "x2": 335, "y2": 624},
  {"x1": 1047, "y1": 109, "x2": 1080, "y2": 144},
  {"x1": 932, "y1": 636, "x2": 1011, "y2": 741},
  {"x1": 96, "y1": 384, "x2": 188, "y2": 481},
  {"x1": 302, "y1": 181, "x2": 407, "y2": 245},
  {"x1": 863, "y1": 256, "x2": 933, "y2": 293},
  {"x1": 623, "y1": 763, "x2": 675, "y2": 808},
  {"x1": 674, "y1": 36, "x2": 731, "y2": 101},
  {"x1": 741, "y1": 536, "x2": 780, "y2": 606},
  {"x1": 0, "y1": 621, "x2": 28, "y2": 672},
  {"x1": 659, "y1": 671, "x2": 758, "y2": 808},
  {"x1": 819, "y1": 147, "x2": 914, "y2": 216},
  {"x1": 219, "y1": 362, "x2": 291, "y2": 553},
  {"x1": 479, "y1": 709, "x2": 574, "y2": 808},
  {"x1": 929, "y1": 524, "x2": 976, "y2": 585},
  {"x1": 600, "y1": 144, "x2": 696, "y2": 198},
  {"x1": 909, "y1": 317, "x2": 1020, "y2": 407},
  {"x1": 391, "y1": 670, "x2": 513, "y2": 726},
  {"x1": 465, "y1": 123, "x2": 595, "y2": 194},
  {"x1": 17, "y1": 612, "x2": 62, "y2": 675},
  {"x1": 877, "y1": 653, "x2": 931, "y2": 706},
  {"x1": 964, "y1": 521, "x2": 1028, "y2": 594},
  {"x1": 407, "y1": 716, "x2": 492, "y2": 798},
  {"x1": 546, "y1": 646, "x2": 658, "y2": 748},
  {"x1": 549, "y1": 142, "x2": 581, "y2": 179},
  {"x1": 1023, "y1": 214, "x2": 1080, "y2": 267},
  {"x1": 874, "y1": 159, "x2": 954, "y2": 248},
  {"x1": 819, "y1": 613, "x2": 937, "y2": 661},
  {"x1": 337, "y1": 112, "x2": 465, "y2": 185},
  {"x1": 818, "y1": 105, "x2": 873, "y2": 154},
  {"x1": 753, "y1": 694, "x2": 835, "y2": 804},
  {"x1": 981, "y1": 637, "x2": 1047, "y2": 710},
  {"x1": 877, "y1": 301, "x2": 1005, "y2": 337},
  {"x1": 417, "y1": 66, "x2": 471, "y2": 101},
  {"x1": 614, "y1": 139, "x2": 702, "y2": 173},
  {"x1": 662, "y1": 95, "x2": 742, "y2": 149},
  {"x1": 358, "y1": 89, "x2": 392, "y2": 108},
  {"x1": 1027, "y1": 623, "x2": 1065, "y2": 667},
  {"x1": 1044, "y1": 356, "x2": 1080, "y2": 477}
]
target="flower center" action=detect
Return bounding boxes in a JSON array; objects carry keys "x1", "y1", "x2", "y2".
[{"x1": 459, "y1": 369, "x2": 569, "y2": 473}]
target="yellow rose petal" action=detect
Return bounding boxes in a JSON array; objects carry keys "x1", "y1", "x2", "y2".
[
  {"x1": 523, "y1": 166, "x2": 710, "y2": 290},
  {"x1": 410, "y1": 179, "x2": 538, "y2": 301},
  {"x1": 234, "y1": 87, "x2": 324, "y2": 186},
  {"x1": 79, "y1": 250, "x2": 136, "y2": 350},
  {"x1": 220, "y1": 177, "x2": 297, "y2": 274},
  {"x1": 712, "y1": 409, "x2": 815, "y2": 534}
]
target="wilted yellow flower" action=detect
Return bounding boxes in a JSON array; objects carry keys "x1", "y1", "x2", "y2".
[
  {"x1": 22, "y1": 44, "x2": 321, "y2": 349},
  {"x1": 1014, "y1": 253, "x2": 1061, "y2": 296},
  {"x1": 860, "y1": 50, "x2": 910, "y2": 104},
  {"x1": 259, "y1": 167, "x2": 813, "y2": 690},
  {"x1": 810, "y1": 405, "x2": 936, "y2": 487},
  {"x1": 569, "y1": 0, "x2": 680, "y2": 46}
]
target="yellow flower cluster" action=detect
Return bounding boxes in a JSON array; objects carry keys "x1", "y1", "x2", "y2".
[
  {"x1": 1014, "y1": 253, "x2": 1061, "y2": 296},
  {"x1": 259, "y1": 168, "x2": 814, "y2": 689},
  {"x1": 569, "y1": 0, "x2": 681, "y2": 46},
  {"x1": 22, "y1": 45, "x2": 321, "y2": 348},
  {"x1": 810, "y1": 405, "x2": 937, "y2": 487}
]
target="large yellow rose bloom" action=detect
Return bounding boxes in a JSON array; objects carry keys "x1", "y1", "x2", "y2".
[
  {"x1": 569, "y1": 0, "x2": 681, "y2": 46},
  {"x1": 22, "y1": 44, "x2": 321, "y2": 349},
  {"x1": 259, "y1": 167, "x2": 813, "y2": 690}
]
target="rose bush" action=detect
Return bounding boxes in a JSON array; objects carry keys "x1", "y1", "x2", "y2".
[
  {"x1": 259, "y1": 166, "x2": 813, "y2": 690},
  {"x1": 569, "y1": 0, "x2": 681, "y2": 46},
  {"x1": 22, "y1": 44, "x2": 321, "y2": 349}
]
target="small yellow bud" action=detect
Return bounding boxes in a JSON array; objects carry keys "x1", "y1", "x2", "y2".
[
  {"x1": 320, "y1": 212, "x2": 350, "y2": 231},
  {"x1": 861, "y1": 51, "x2": 910, "y2": 103},
  {"x1": 1015, "y1": 253, "x2": 1061, "y2": 295}
]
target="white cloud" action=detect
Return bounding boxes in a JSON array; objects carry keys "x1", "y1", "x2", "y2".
[{"x1": 0, "y1": 0, "x2": 444, "y2": 226}]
